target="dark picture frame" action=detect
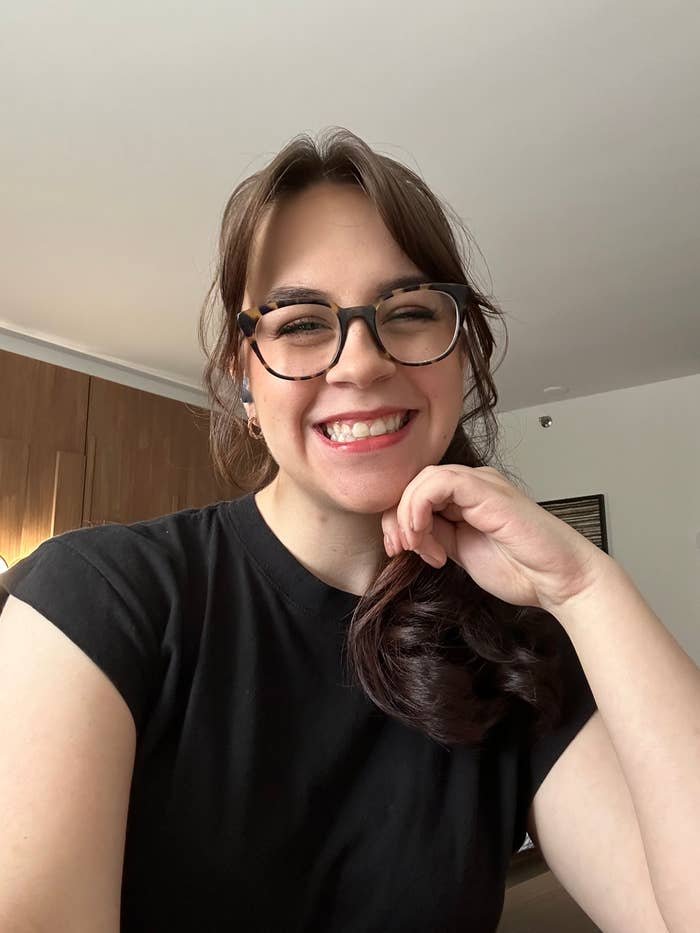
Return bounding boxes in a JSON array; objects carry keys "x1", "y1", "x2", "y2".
[{"x1": 537, "y1": 493, "x2": 609, "y2": 554}]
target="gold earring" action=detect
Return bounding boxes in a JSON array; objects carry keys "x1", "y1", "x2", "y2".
[{"x1": 247, "y1": 416, "x2": 264, "y2": 441}]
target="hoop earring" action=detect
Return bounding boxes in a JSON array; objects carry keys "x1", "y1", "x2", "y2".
[{"x1": 247, "y1": 416, "x2": 264, "y2": 441}]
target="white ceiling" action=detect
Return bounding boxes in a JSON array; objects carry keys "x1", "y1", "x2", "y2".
[{"x1": 2, "y1": 0, "x2": 699, "y2": 412}]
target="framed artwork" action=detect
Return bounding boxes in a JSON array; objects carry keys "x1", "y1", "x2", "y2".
[{"x1": 537, "y1": 493, "x2": 609, "y2": 554}]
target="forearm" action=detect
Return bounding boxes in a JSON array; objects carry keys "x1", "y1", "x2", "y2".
[
  {"x1": 0, "y1": 901, "x2": 119, "y2": 933},
  {"x1": 551, "y1": 554, "x2": 700, "y2": 933}
]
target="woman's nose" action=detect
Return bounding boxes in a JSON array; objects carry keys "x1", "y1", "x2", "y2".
[{"x1": 325, "y1": 318, "x2": 396, "y2": 387}]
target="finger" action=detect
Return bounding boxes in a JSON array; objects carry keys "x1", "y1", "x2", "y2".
[
  {"x1": 410, "y1": 515, "x2": 459, "y2": 568},
  {"x1": 415, "y1": 529, "x2": 449, "y2": 567},
  {"x1": 384, "y1": 492, "x2": 448, "y2": 564},
  {"x1": 415, "y1": 547, "x2": 447, "y2": 569},
  {"x1": 380, "y1": 508, "x2": 402, "y2": 556},
  {"x1": 428, "y1": 513, "x2": 459, "y2": 563},
  {"x1": 401, "y1": 466, "x2": 514, "y2": 544},
  {"x1": 396, "y1": 467, "x2": 464, "y2": 550},
  {"x1": 384, "y1": 466, "x2": 435, "y2": 551},
  {"x1": 394, "y1": 465, "x2": 448, "y2": 536}
]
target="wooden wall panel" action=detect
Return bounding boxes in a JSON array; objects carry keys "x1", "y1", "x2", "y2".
[
  {"x1": 0, "y1": 437, "x2": 30, "y2": 565},
  {"x1": 0, "y1": 348, "x2": 241, "y2": 565},
  {"x1": 51, "y1": 450, "x2": 86, "y2": 536},
  {"x1": 83, "y1": 377, "x2": 240, "y2": 527},
  {"x1": 0, "y1": 348, "x2": 89, "y2": 451},
  {"x1": 0, "y1": 349, "x2": 89, "y2": 566}
]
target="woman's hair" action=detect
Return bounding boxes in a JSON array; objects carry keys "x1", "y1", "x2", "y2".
[{"x1": 200, "y1": 126, "x2": 565, "y2": 748}]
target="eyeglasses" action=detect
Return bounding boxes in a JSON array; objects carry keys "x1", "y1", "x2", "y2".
[{"x1": 237, "y1": 282, "x2": 471, "y2": 380}]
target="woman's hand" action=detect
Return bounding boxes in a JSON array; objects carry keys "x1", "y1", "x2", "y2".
[{"x1": 381, "y1": 464, "x2": 611, "y2": 613}]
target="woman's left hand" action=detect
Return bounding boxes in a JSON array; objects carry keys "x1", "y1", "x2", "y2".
[{"x1": 382, "y1": 464, "x2": 610, "y2": 613}]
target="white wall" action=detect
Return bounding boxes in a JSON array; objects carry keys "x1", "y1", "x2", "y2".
[{"x1": 497, "y1": 374, "x2": 700, "y2": 662}]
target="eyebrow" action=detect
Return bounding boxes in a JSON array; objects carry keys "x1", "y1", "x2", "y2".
[{"x1": 263, "y1": 273, "x2": 429, "y2": 305}]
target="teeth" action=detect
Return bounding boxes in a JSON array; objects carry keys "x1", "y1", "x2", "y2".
[{"x1": 322, "y1": 412, "x2": 409, "y2": 443}]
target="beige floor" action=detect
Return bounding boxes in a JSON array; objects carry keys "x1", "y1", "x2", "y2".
[{"x1": 498, "y1": 869, "x2": 601, "y2": 932}]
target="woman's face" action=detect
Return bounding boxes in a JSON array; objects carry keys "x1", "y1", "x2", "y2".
[{"x1": 241, "y1": 182, "x2": 467, "y2": 516}]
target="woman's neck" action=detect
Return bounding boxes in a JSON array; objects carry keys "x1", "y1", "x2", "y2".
[{"x1": 254, "y1": 477, "x2": 388, "y2": 596}]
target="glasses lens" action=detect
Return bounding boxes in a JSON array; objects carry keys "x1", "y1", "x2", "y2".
[
  {"x1": 255, "y1": 304, "x2": 340, "y2": 377},
  {"x1": 377, "y1": 290, "x2": 459, "y2": 363}
]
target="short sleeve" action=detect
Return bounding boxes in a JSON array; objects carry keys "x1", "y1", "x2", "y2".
[
  {"x1": 513, "y1": 619, "x2": 598, "y2": 851},
  {"x1": 0, "y1": 525, "x2": 177, "y2": 734}
]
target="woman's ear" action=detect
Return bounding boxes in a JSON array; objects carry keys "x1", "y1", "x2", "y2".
[
  {"x1": 233, "y1": 345, "x2": 257, "y2": 419},
  {"x1": 240, "y1": 372, "x2": 258, "y2": 422},
  {"x1": 241, "y1": 376, "x2": 253, "y2": 404},
  {"x1": 228, "y1": 342, "x2": 253, "y2": 402}
]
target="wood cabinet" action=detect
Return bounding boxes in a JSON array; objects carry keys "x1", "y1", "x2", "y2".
[
  {"x1": 0, "y1": 348, "x2": 240, "y2": 567},
  {"x1": 83, "y1": 376, "x2": 237, "y2": 527},
  {"x1": 0, "y1": 350, "x2": 89, "y2": 565}
]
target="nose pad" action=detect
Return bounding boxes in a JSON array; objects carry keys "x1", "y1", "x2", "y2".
[
  {"x1": 327, "y1": 318, "x2": 393, "y2": 382},
  {"x1": 342, "y1": 318, "x2": 384, "y2": 355}
]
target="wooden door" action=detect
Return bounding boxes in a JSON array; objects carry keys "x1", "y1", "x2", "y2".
[
  {"x1": 82, "y1": 377, "x2": 240, "y2": 527},
  {"x1": 0, "y1": 348, "x2": 89, "y2": 566}
]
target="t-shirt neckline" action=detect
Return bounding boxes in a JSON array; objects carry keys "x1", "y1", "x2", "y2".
[{"x1": 226, "y1": 494, "x2": 361, "y2": 618}]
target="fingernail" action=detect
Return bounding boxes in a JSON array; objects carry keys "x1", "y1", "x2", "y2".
[
  {"x1": 418, "y1": 551, "x2": 439, "y2": 568},
  {"x1": 399, "y1": 528, "x2": 409, "y2": 550},
  {"x1": 384, "y1": 533, "x2": 394, "y2": 557}
]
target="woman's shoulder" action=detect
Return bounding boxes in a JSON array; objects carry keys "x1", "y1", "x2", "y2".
[
  {"x1": 2, "y1": 497, "x2": 249, "y2": 617},
  {"x1": 53, "y1": 497, "x2": 242, "y2": 567}
]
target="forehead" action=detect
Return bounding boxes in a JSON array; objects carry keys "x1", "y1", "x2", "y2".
[{"x1": 244, "y1": 183, "x2": 423, "y2": 305}]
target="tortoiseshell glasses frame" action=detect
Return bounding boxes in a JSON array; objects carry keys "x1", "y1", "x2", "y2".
[{"x1": 236, "y1": 282, "x2": 471, "y2": 381}]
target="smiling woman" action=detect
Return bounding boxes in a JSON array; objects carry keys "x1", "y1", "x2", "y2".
[
  {"x1": 200, "y1": 128, "x2": 569, "y2": 745},
  {"x1": 0, "y1": 127, "x2": 606, "y2": 933}
]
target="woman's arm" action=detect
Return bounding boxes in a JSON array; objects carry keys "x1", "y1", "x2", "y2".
[
  {"x1": 0, "y1": 595, "x2": 136, "y2": 932},
  {"x1": 548, "y1": 555, "x2": 700, "y2": 933},
  {"x1": 386, "y1": 463, "x2": 700, "y2": 930}
]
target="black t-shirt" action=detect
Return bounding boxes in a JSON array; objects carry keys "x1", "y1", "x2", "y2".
[{"x1": 1, "y1": 494, "x2": 597, "y2": 932}]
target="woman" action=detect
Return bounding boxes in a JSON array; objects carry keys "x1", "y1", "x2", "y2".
[{"x1": 0, "y1": 128, "x2": 697, "y2": 932}]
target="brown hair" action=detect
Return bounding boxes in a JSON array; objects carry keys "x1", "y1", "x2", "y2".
[{"x1": 200, "y1": 127, "x2": 564, "y2": 747}]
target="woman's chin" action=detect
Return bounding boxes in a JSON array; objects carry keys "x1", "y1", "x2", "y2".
[{"x1": 327, "y1": 480, "x2": 409, "y2": 517}]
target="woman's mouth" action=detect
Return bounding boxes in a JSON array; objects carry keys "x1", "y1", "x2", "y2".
[{"x1": 316, "y1": 410, "x2": 413, "y2": 443}]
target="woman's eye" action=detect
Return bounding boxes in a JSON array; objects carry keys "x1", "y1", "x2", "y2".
[
  {"x1": 385, "y1": 307, "x2": 437, "y2": 321},
  {"x1": 276, "y1": 319, "x2": 333, "y2": 337}
]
